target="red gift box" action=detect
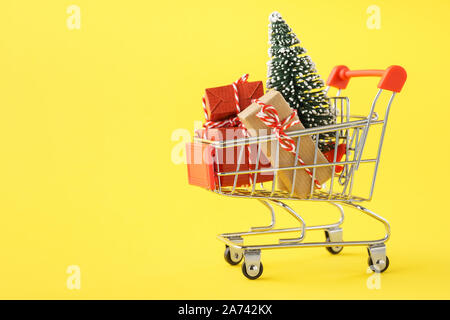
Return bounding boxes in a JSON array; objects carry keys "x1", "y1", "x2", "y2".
[
  {"x1": 204, "y1": 80, "x2": 264, "y2": 122},
  {"x1": 195, "y1": 128, "x2": 250, "y2": 187},
  {"x1": 323, "y1": 143, "x2": 347, "y2": 173},
  {"x1": 187, "y1": 75, "x2": 271, "y2": 190},
  {"x1": 186, "y1": 142, "x2": 216, "y2": 190},
  {"x1": 192, "y1": 128, "x2": 273, "y2": 187}
]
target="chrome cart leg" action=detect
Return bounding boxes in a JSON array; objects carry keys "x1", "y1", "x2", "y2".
[
  {"x1": 342, "y1": 202, "x2": 391, "y2": 243},
  {"x1": 330, "y1": 202, "x2": 345, "y2": 227},
  {"x1": 367, "y1": 243, "x2": 390, "y2": 273},
  {"x1": 270, "y1": 200, "x2": 306, "y2": 244},
  {"x1": 223, "y1": 236, "x2": 243, "y2": 266},
  {"x1": 250, "y1": 200, "x2": 276, "y2": 232},
  {"x1": 242, "y1": 249, "x2": 263, "y2": 280},
  {"x1": 217, "y1": 201, "x2": 391, "y2": 279},
  {"x1": 218, "y1": 201, "x2": 344, "y2": 242},
  {"x1": 325, "y1": 227, "x2": 343, "y2": 254}
]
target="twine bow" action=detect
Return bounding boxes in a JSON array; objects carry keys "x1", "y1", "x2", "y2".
[
  {"x1": 252, "y1": 98, "x2": 322, "y2": 190},
  {"x1": 201, "y1": 74, "x2": 254, "y2": 184},
  {"x1": 202, "y1": 74, "x2": 249, "y2": 129}
]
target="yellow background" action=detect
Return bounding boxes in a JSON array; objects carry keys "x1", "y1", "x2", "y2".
[{"x1": 0, "y1": 0, "x2": 449, "y2": 299}]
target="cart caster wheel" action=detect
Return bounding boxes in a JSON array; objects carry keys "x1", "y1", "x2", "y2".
[
  {"x1": 326, "y1": 246, "x2": 343, "y2": 255},
  {"x1": 325, "y1": 230, "x2": 343, "y2": 254},
  {"x1": 242, "y1": 262, "x2": 263, "y2": 280},
  {"x1": 368, "y1": 256, "x2": 390, "y2": 273},
  {"x1": 224, "y1": 245, "x2": 243, "y2": 266}
]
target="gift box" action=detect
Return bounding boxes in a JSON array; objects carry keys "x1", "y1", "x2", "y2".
[
  {"x1": 195, "y1": 128, "x2": 250, "y2": 187},
  {"x1": 323, "y1": 143, "x2": 347, "y2": 173},
  {"x1": 246, "y1": 140, "x2": 274, "y2": 183},
  {"x1": 238, "y1": 90, "x2": 332, "y2": 198},
  {"x1": 195, "y1": 128, "x2": 274, "y2": 186},
  {"x1": 204, "y1": 80, "x2": 264, "y2": 122},
  {"x1": 186, "y1": 142, "x2": 216, "y2": 190}
]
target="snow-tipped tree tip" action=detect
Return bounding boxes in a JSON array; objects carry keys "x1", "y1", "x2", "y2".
[{"x1": 269, "y1": 11, "x2": 283, "y2": 23}]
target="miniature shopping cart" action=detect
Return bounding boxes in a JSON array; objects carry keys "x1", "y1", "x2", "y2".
[{"x1": 190, "y1": 65, "x2": 407, "y2": 279}]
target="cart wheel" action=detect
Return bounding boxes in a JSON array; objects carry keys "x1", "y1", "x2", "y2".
[
  {"x1": 325, "y1": 230, "x2": 343, "y2": 254},
  {"x1": 242, "y1": 262, "x2": 263, "y2": 280},
  {"x1": 368, "y1": 256, "x2": 390, "y2": 273},
  {"x1": 326, "y1": 246, "x2": 343, "y2": 255},
  {"x1": 224, "y1": 245, "x2": 243, "y2": 266}
]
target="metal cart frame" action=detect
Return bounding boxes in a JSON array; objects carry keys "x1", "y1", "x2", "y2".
[{"x1": 194, "y1": 65, "x2": 406, "y2": 279}]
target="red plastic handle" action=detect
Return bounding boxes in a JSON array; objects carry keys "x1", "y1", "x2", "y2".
[{"x1": 327, "y1": 65, "x2": 407, "y2": 93}]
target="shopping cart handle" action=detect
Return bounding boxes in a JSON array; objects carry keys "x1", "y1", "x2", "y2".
[{"x1": 327, "y1": 65, "x2": 407, "y2": 93}]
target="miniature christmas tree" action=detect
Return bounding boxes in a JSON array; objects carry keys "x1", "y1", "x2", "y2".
[{"x1": 267, "y1": 11, "x2": 335, "y2": 151}]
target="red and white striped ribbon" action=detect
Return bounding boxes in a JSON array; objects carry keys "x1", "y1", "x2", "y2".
[
  {"x1": 201, "y1": 74, "x2": 254, "y2": 184},
  {"x1": 231, "y1": 74, "x2": 249, "y2": 114},
  {"x1": 252, "y1": 99, "x2": 322, "y2": 190}
]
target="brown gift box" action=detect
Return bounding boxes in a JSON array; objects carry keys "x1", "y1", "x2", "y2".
[{"x1": 237, "y1": 90, "x2": 332, "y2": 198}]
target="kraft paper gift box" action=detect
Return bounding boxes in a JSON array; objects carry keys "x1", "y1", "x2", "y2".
[
  {"x1": 237, "y1": 90, "x2": 332, "y2": 198},
  {"x1": 204, "y1": 80, "x2": 264, "y2": 122}
]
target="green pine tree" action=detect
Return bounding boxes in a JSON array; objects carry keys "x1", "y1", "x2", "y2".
[{"x1": 267, "y1": 11, "x2": 335, "y2": 151}]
